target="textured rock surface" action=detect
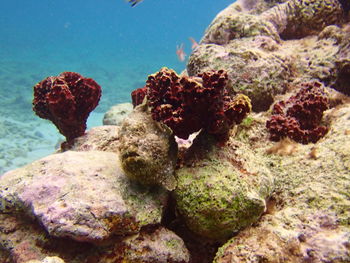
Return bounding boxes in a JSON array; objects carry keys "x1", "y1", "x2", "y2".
[
  {"x1": 102, "y1": 102, "x2": 133, "y2": 126},
  {"x1": 213, "y1": 102, "x2": 350, "y2": 262},
  {"x1": 174, "y1": 133, "x2": 274, "y2": 241},
  {"x1": 0, "y1": 151, "x2": 167, "y2": 243},
  {"x1": 118, "y1": 104, "x2": 178, "y2": 190},
  {"x1": 188, "y1": 0, "x2": 350, "y2": 112},
  {"x1": 63, "y1": 125, "x2": 120, "y2": 153},
  {"x1": 100, "y1": 227, "x2": 190, "y2": 263},
  {"x1": 26, "y1": 256, "x2": 66, "y2": 263}
]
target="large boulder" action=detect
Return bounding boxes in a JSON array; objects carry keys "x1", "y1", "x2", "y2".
[
  {"x1": 174, "y1": 133, "x2": 274, "y2": 241},
  {"x1": 0, "y1": 150, "x2": 167, "y2": 243}
]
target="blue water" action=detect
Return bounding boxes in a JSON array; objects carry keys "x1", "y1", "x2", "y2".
[{"x1": 0, "y1": 0, "x2": 233, "y2": 173}]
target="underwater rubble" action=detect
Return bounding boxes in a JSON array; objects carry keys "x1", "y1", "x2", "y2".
[{"x1": 1, "y1": 0, "x2": 350, "y2": 262}]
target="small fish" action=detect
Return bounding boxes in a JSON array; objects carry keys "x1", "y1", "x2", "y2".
[
  {"x1": 189, "y1": 37, "x2": 199, "y2": 50},
  {"x1": 176, "y1": 44, "x2": 187, "y2": 62},
  {"x1": 127, "y1": 0, "x2": 143, "y2": 7}
]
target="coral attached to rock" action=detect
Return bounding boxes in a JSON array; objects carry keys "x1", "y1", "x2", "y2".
[
  {"x1": 266, "y1": 81, "x2": 329, "y2": 144},
  {"x1": 33, "y1": 72, "x2": 101, "y2": 141},
  {"x1": 132, "y1": 67, "x2": 251, "y2": 140}
]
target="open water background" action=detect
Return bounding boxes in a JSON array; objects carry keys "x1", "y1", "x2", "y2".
[{"x1": 0, "y1": 0, "x2": 233, "y2": 174}]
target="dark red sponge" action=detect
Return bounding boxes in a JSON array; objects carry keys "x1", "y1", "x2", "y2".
[
  {"x1": 33, "y1": 72, "x2": 101, "y2": 142},
  {"x1": 266, "y1": 81, "x2": 329, "y2": 144},
  {"x1": 132, "y1": 67, "x2": 251, "y2": 140}
]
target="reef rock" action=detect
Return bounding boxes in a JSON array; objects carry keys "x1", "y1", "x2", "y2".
[
  {"x1": 188, "y1": 0, "x2": 350, "y2": 112},
  {"x1": 102, "y1": 102, "x2": 133, "y2": 126},
  {"x1": 0, "y1": 151, "x2": 167, "y2": 243},
  {"x1": 213, "y1": 102, "x2": 350, "y2": 262},
  {"x1": 99, "y1": 227, "x2": 190, "y2": 263},
  {"x1": 174, "y1": 133, "x2": 274, "y2": 241},
  {"x1": 118, "y1": 104, "x2": 178, "y2": 190},
  {"x1": 26, "y1": 257, "x2": 66, "y2": 263},
  {"x1": 64, "y1": 125, "x2": 120, "y2": 153}
]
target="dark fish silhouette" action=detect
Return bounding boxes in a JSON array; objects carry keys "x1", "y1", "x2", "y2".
[{"x1": 127, "y1": 0, "x2": 143, "y2": 6}]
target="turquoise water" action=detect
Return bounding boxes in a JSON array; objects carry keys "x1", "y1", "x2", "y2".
[{"x1": 0, "y1": 0, "x2": 232, "y2": 174}]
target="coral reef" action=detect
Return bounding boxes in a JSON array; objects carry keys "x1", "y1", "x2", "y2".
[
  {"x1": 214, "y1": 103, "x2": 350, "y2": 263},
  {"x1": 118, "y1": 103, "x2": 178, "y2": 190},
  {"x1": 260, "y1": 0, "x2": 344, "y2": 39},
  {"x1": 133, "y1": 67, "x2": 251, "y2": 140},
  {"x1": 1, "y1": 0, "x2": 350, "y2": 262},
  {"x1": 32, "y1": 72, "x2": 101, "y2": 142},
  {"x1": 188, "y1": 0, "x2": 350, "y2": 112},
  {"x1": 266, "y1": 81, "x2": 330, "y2": 144}
]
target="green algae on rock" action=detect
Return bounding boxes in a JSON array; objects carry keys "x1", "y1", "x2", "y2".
[
  {"x1": 118, "y1": 104, "x2": 178, "y2": 190},
  {"x1": 260, "y1": 0, "x2": 344, "y2": 39},
  {"x1": 174, "y1": 134, "x2": 274, "y2": 241},
  {"x1": 213, "y1": 103, "x2": 350, "y2": 263}
]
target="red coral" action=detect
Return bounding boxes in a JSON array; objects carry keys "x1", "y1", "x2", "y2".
[
  {"x1": 33, "y1": 72, "x2": 101, "y2": 141},
  {"x1": 132, "y1": 68, "x2": 251, "y2": 139},
  {"x1": 266, "y1": 81, "x2": 329, "y2": 144}
]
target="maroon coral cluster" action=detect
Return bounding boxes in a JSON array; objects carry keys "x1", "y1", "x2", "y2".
[
  {"x1": 132, "y1": 68, "x2": 251, "y2": 139},
  {"x1": 33, "y1": 72, "x2": 101, "y2": 142},
  {"x1": 266, "y1": 81, "x2": 329, "y2": 144}
]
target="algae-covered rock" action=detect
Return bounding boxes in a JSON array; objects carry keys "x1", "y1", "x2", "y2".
[
  {"x1": 213, "y1": 103, "x2": 350, "y2": 262},
  {"x1": 188, "y1": 0, "x2": 349, "y2": 112},
  {"x1": 201, "y1": 13, "x2": 280, "y2": 45},
  {"x1": 174, "y1": 134, "x2": 274, "y2": 241},
  {"x1": 103, "y1": 102, "x2": 133, "y2": 126},
  {"x1": 260, "y1": 0, "x2": 344, "y2": 39},
  {"x1": 100, "y1": 227, "x2": 190, "y2": 263},
  {"x1": 0, "y1": 151, "x2": 167, "y2": 243},
  {"x1": 118, "y1": 104, "x2": 178, "y2": 190},
  {"x1": 187, "y1": 39, "x2": 292, "y2": 112}
]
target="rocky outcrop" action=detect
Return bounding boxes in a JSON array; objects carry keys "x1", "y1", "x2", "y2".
[
  {"x1": 213, "y1": 102, "x2": 350, "y2": 263},
  {"x1": 188, "y1": 0, "x2": 350, "y2": 111}
]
